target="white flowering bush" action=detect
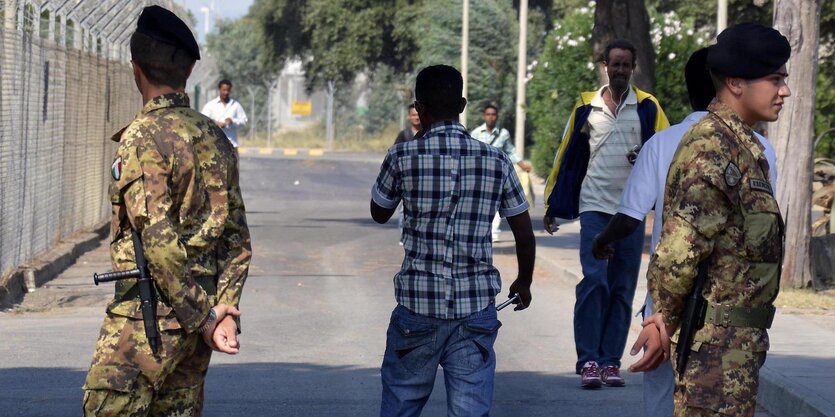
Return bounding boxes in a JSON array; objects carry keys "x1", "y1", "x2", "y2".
[
  {"x1": 527, "y1": 4, "x2": 710, "y2": 176},
  {"x1": 527, "y1": 2, "x2": 598, "y2": 177},
  {"x1": 651, "y1": 10, "x2": 710, "y2": 124}
]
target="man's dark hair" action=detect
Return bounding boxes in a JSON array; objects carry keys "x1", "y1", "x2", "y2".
[
  {"x1": 415, "y1": 65, "x2": 463, "y2": 119},
  {"x1": 483, "y1": 103, "x2": 498, "y2": 113},
  {"x1": 603, "y1": 39, "x2": 637, "y2": 66},
  {"x1": 130, "y1": 32, "x2": 194, "y2": 89},
  {"x1": 218, "y1": 79, "x2": 232, "y2": 89},
  {"x1": 684, "y1": 49, "x2": 715, "y2": 111},
  {"x1": 408, "y1": 103, "x2": 416, "y2": 110},
  {"x1": 709, "y1": 70, "x2": 728, "y2": 96}
]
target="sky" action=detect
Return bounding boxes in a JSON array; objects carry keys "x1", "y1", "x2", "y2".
[{"x1": 183, "y1": 0, "x2": 255, "y2": 42}]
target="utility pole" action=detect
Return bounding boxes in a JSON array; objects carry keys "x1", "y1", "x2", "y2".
[
  {"x1": 245, "y1": 85, "x2": 259, "y2": 140},
  {"x1": 265, "y1": 79, "x2": 278, "y2": 148},
  {"x1": 514, "y1": 0, "x2": 528, "y2": 162},
  {"x1": 326, "y1": 80, "x2": 336, "y2": 150},
  {"x1": 717, "y1": 0, "x2": 728, "y2": 35},
  {"x1": 460, "y1": 0, "x2": 469, "y2": 127}
]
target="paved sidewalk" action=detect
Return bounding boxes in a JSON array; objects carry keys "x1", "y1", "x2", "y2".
[{"x1": 528, "y1": 217, "x2": 835, "y2": 417}]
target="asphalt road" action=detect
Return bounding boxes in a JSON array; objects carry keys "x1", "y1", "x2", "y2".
[{"x1": 0, "y1": 152, "x2": 771, "y2": 416}]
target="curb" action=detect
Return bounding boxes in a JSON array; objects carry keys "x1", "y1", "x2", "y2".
[
  {"x1": 535, "y1": 247, "x2": 828, "y2": 417},
  {"x1": 0, "y1": 223, "x2": 107, "y2": 309},
  {"x1": 238, "y1": 147, "x2": 325, "y2": 156},
  {"x1": 758, "y1": 367, "x2": 833, "y2": 417}
]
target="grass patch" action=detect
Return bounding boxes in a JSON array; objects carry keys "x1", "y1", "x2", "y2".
[
  {"x1": 775, "y1": 287, "x2": 835, "y2": 313},
  {"x1": 238, "y1": 121, "x2": 399, "y2": 152}
]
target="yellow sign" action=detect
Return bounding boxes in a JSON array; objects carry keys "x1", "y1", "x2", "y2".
[{"x1": 291, "y1": 101, "x2": 313, "y2": 116}]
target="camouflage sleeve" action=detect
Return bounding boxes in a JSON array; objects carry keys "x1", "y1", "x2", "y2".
[
  {"x1": 216, "y1": 152, "x2": 252, "y2": 309},
  {"x1": 648, "y1": 134, "x2": 733, "y2": 330},
  {"x1": 126, "y1": 137, "x2": 211, "y2": 334}
]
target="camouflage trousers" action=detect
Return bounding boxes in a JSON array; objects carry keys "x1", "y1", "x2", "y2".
[
  {"x1": 82, "y1": 314, "x2": 213, "y2": 417},
  {"x1": 672, "y1": 342, "x2": 766, "y2": 417}
]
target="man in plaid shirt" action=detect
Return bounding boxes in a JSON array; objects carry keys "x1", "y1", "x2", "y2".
[{"x1": 370, "y1": 65, "x2": 536, "y2": 417}]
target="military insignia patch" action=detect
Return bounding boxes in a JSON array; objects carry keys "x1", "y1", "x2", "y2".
[
  {"x1": 750, "y1": 179, "x2": 773, "y2": 194},
  {"x1": 111, "y1": 157, "x2": 122, "y2": 180},
  {"x1": 724, "y1": 162, "x2": 741, "y2": 187}
]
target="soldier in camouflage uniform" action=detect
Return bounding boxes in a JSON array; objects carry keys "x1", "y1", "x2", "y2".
[
  {"x1": 642, "y1": 23, "x2": 791, "y2": 416},
  {"x1": 82, "y1": 6, "x2": 251, "y2": 416}
]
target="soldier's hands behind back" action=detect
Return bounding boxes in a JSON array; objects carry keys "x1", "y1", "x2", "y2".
[
  {"x1": 628, "y1": 312, "x2": 671, "y2": 372},
  {"x1": 212, "y1": 315, "x2": 240, "y2": 355},
  {"x1": 201, "y1": 304, "x2": 241, "y2": 351}
]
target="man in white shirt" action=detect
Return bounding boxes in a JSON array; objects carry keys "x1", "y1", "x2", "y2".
[
  {"x1": 471, "y1": 104, "x2": 533, "y2": 242},
  {"x1": 201, "y1": 79, "x2": 248, "y2": 147},
  {"x1": 590, "y1": 48, "x2": 778, "y2": 417}
]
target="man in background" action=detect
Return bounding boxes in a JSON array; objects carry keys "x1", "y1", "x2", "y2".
[
  {"x1": 543, "y1": 39, "x2": 669, "y2": 389},
  {"x1": 471, "y1": 104, "x2": 533, "y2": 242},
  {"x1": 394, "y1": 103, "x2": 421, "y2": 145},
  {"x1": 201, "y1": 79, "x2": 248, "y2": 148}
]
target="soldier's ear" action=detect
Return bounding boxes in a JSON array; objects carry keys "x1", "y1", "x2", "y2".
[{"x1": 726, "y1": 77, "x2": 745, "y2": 96}]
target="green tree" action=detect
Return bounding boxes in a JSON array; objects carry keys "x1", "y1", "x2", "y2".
[
  {"x1": 205, "y1": 16, "x2": 279, "y2": 134},
  {"x1": 650, "y1": 11, "x2": 711, "y2": 124},
  {"x1": 526, "y1": 4, "x2": 597, "y2": 177},
  {"x1": 413, "y1": 0, "x2": 520, "y2": 128}
]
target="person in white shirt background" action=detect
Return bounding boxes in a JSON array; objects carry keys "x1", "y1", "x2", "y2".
[
  {"x1": 589, "y1": 47, "x2": 778, "y2": 417},
  {"x1": 201, "y1": 79, "x2": 248, "y2": 147}
]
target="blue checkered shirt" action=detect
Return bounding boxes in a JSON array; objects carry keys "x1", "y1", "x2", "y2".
[{"x1": 372, "y1": 121, "x2": 530, "y2": 319}]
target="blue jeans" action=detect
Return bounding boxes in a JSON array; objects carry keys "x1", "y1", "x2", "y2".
[
  {"x1": 380, "y1": 304, "x2": 501, "y2": 417},
  {"x1": 574, "y1": 211, "x2": 644, "y2": 372}
]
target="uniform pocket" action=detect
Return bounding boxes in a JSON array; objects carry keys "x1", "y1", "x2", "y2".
[
  {"x1": 739, "y1": 181, "x2": 782, "y2": 263},
  {"x1": 390, "y1": 315, "x2": 437, "y2": 374},
  {"x1": 681, "y1": 344, "x2": 764, "y2": 416},
  {"x1": 83, "y1": 364, "x2": 141, "y2": 392}
]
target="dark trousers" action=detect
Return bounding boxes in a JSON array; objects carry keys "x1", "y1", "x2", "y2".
[{"x1": 574, "y1": 211, "x2": 644, "y2": 372}]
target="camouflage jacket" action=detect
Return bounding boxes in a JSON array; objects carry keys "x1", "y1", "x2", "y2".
[
  {"x1": 648, "y1": 101, "x2": 782, "y2": 352},
  {"x1": 108, "y1": 93, "x2": 251, "y2": 334}
]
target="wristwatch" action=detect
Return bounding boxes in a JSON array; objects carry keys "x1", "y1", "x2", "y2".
[{"x1": 199, "y1": 308, "x2": 217, "y2": 333}]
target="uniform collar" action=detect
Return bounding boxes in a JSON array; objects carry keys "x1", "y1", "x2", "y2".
[
  {"x1": 708, "y1": 101, "x2": 765, "y2": 159},
  {"x1": 142, "y1": 92, "x2": 190, "y2": 114},
  {"x1": 110, "y1": 93, "x2": 190, "y2": 143}
]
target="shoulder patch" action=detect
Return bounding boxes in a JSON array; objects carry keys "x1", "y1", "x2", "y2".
[
  {"x1": 111, "y1": 157, "x2": 122, "y2": 180},
  {"x1": 750, "y1": 179, "x2": 773, "y2": 195},
  {"x1": 724, "y1": 162, "x2": 742, "y2": 187}
]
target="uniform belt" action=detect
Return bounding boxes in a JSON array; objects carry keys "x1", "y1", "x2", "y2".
[
  {"x1": 703, "y1": 303, "x2": 775, "y2": 329},
  {"x1": 116, "y1": 275, "x2": 218, "y2": 301}
]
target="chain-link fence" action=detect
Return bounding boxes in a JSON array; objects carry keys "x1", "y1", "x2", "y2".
[{"x1": 0, "y1": 0, "x2": 186, "y2": 280}]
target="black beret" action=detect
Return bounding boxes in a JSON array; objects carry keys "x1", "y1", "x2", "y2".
[
  {"x1": 136, "y1": 5, "x2": 200, "y2": 60},
  {"x1": 707, "y1": 23, "x2": 789, "y2": 79}
]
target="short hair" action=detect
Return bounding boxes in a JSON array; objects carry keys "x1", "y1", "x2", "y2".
[
  {"x1": 218, "y1": 79, "x2": 232, "y2": 89},
  {"x1": 603, "y1": 39, "x2": 637, "y2": 66},
  {"x1": 415, "y1": 65, "x2": 463, "y2": 119},
  {"x1": 709, "y1": 70, "x2": 728, "y2": 95},
  {"x1": 483, "y1": 103, "x2": 498, "y2": 113},
  {"x1": 684, "y1": 49, "x2": 715, "y2": 111},
  {"x1": 130, "y1": 31, "x2": 194, "y2": 89},
  {"x1": 408, "y1": 103, "x2": 416, "y2": 110}
]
